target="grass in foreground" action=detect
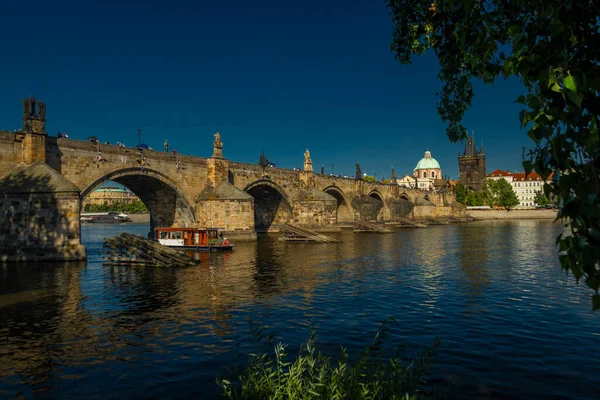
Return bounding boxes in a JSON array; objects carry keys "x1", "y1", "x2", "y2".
[{"x1": 217, "y1": 318, "x2": 444, "y2": 400}]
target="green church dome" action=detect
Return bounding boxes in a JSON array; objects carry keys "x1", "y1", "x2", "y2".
[{"x1": 413, "y1": 151, "x2": 441, "y2": 171}]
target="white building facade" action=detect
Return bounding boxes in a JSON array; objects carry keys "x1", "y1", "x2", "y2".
[{"x1": 487, "y1": 169, "x2": 552, "y2": 207}]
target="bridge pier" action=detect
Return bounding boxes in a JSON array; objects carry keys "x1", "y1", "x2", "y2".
[
  {"x1": 291, "y1": 189, "x2": 337, "y2": 227},
  {"x1": 195, "y1": 181, "x2": 256, "y2": 239},
  {"x1": 0, "y1": 160, "x2": 87, "y2": 262},
  {"x1": 0, "y1": 97, "x2": 87, "y2": 262}
]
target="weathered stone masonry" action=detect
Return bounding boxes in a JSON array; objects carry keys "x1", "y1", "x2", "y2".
[{"x1": 0, "y1": 99, "x2": 464, "y2": 261}]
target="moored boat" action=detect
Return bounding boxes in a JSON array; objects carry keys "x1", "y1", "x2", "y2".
[
  {"x1": 81, "y1": 212, "x2": 131, "y2": 223},
  {"x1": 154, "y1": 227, "x2": 233, "y2": 251}
]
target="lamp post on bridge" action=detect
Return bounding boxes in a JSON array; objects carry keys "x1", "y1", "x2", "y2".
[{"x1": 137, "y1": 128, "x2": 141, "y2": 149}]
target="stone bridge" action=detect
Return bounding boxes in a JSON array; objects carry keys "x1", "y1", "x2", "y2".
[{"x1": 0, "y1": 98, "x2": 462, "y2": 261}]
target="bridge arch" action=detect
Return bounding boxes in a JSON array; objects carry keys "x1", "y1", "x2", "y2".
[
  {"x1": 81, "y1": 168, "x2": 196, "y2": 232},
  {"x1": 400, "y1": 192, "x2": 412, "y2": 202},
  {"x1": 368, "y1": 189, "x2": 386, "y2": 221},
  {"x1": 323, "y1": 185, "x2": 353, "y2": 222},
  {"x1": 390, "y1": 192, "x2": 414, "y2": 219},
  {"x1": 244, "y1": 179, "x2": 292, "y2": 232},
  {"x1": 367, "y1": 190, "x2": 384, "y2": 203}
]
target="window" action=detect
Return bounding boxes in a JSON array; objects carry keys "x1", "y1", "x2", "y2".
[
  {"x1": 432, "y1": 172, "x2": 436, "y2": 178},
  {"x1": 423, "y1": 171, "x2": 427, "y2": 178}
]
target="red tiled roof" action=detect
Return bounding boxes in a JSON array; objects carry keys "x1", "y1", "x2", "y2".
[
  {"x1": 487, "y1": 169, "x2": 554, "y2": 181},
  {"x1": 488, "y1": 169, "x2": 512, "y2": 177}
]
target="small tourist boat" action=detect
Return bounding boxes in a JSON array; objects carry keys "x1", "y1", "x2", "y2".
[{"x1": 154, "y1": 227, "x2": 233, "y2": 251}]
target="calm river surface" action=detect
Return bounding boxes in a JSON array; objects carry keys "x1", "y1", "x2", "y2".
[{"x1": 1, "y1": 220, "x2": 599, "y2": 399}]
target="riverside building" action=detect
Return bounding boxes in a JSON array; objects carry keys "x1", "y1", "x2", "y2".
[
  {"x1": 82, "y1": 186, "x2": 140, "y2": 207},
  {"x1": 487, "y1": 169, "x2": 553, "y2": 208},
  {"x1": 411, "y1": 150, "x2": 443, "y2": 190}
]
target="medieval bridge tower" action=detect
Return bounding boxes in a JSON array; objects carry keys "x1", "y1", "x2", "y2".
[{"x1": 458, "y1": 133, "x2": 486, "y2": 191}]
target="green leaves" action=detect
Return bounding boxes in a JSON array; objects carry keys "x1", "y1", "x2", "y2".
[
  {"x1": 218, "y1": 319, "x2": 443, "y2": 399},
  {"x1": 593, "y1": 295, "x2": 600, "y2": 311},
  {"x1": 534, "y1": 191, "x2": 550, "y2": 206},
  {"x1": 563, "y1": 74, "x2": 579, "y2": 93},
  {"x1": 567, "y1": 92, "x2": 583, "y2": 108},
  {"x1": 508, "y1": 25, "x2": 520, "y2": 37},
  {"x1": 455, "y1": 183, "x2": 467, "y2": 204},
  {"x1": 387, "y1": 0, "x2": 600, "y2": 308}
]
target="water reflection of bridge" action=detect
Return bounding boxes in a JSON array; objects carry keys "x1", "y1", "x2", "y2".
[{"x1": 0, "y1": 223, "x2": 516, "y2": 396}]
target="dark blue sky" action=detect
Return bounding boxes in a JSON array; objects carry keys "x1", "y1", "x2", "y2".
[{"x1": 1, "y1": 0, "x2": 531, "y2": 179}]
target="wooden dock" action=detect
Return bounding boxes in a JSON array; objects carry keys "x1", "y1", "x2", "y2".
[
  {"x1": 353, "y1": 220, "x2": 393, "y2": 233},
  {"x1": 279, "y1": 223, "x2": 341, "y2": 243},
  {"x1": 397, "y1": 217, "x2": 427, "y2": 228},
  {"x1": 102, "y1": 232, "x2": 199, "y2": 267}
]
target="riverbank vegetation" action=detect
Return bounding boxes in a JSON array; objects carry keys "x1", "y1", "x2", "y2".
[
  {"x1": 534, "y1": 192, "x2": 551, "y2": 207},
  {"x1": 84, "y1": 200, "x2": 148, "y2": 214},
  {"x1": 455, "y1": 181, "x2": 518, "y2": 209},
  {"x1": 218, "y1": 319, "x2": 444, "y2": 399},
  {"x1": 386, "y1": 0, "x2": 600, "y2": 306}
]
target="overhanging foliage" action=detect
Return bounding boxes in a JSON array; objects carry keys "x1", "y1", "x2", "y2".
[{"x1": 386, "y1": 0, "x2": 600, "y2": 307}]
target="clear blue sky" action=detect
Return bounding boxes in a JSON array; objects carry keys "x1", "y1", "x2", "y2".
[{"x1": 0, "y1": 0, "x2": 532, "y2": 179}]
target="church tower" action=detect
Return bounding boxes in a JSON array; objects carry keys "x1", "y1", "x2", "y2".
[{"x1": 458, "y1": 133, "x2": 486, "y2": 190}]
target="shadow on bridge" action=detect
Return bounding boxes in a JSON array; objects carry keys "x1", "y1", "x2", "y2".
[
  {"x1": 323, "y1": 186, "x2": 353, "y2": 222},
  {"x1": 244, "y1": 180, "x2": 292, "y2": 233}
]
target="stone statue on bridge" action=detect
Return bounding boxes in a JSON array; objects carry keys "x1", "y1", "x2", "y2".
[
  {"x1": 37, "y1": 101, "x2": 46, "y2": 120},
  {"x1": 355, "y1": 163, "x2": 362, "y2": 180},
  {"x1": 22, "y1": 96, "x2": 46, "y2": 133},
  {"x1": 303, "y1": 148, "x2": 313, "y2": 172},
  {"x1": 391, "y1": 167, "x2": 397, "y2": 184},
  {"x1": 212, "y1": 132, "x2": 223, "y2": 158},
  {"x1": 22, "y1": 98, "x2": 31, "y2": 117},
  {"x1": 22, "y1": 96, "x2": 36, "y2": 118}
]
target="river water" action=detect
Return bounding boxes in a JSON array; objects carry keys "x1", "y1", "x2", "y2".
[{"x1": 1, "y1": 220, "x2": 599, "y2": 399}]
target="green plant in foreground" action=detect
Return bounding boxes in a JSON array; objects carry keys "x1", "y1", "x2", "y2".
[{"x1": 217, "y1": 319, "x2": 444, "y2": 400}]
